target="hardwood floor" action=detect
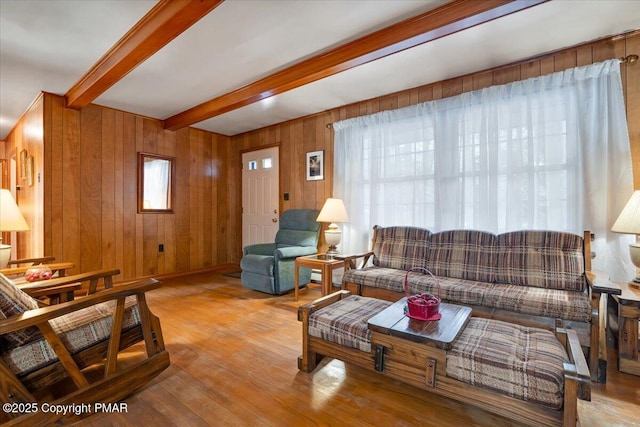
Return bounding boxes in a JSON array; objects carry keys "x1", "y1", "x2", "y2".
[{"x1": 76, "y1": 271, "x2": 639, "y2": 426}]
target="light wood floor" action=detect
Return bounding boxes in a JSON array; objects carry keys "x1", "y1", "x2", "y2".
[{"x1": 77, "y1": 271, "x2": 639, "y2": 426}]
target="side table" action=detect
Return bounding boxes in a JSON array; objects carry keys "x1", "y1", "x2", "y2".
[
  {"x1": 294, "y1": 254, "x2": 344, "y2": 301},
  {"x1": 1, "y1": 262, "x2": 75, "y2": 278},
  {"x1": 612, "y1": 282, "x2": 640, "y2": 376}
]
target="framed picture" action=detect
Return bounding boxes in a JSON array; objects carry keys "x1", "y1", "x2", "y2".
[
  {"x1": 27, "y1": 155, "x2": 34, "y2": 187},
  {"x1": 306, "y1": 150, "x2": 324, "y2": 181},
  {"x1": 20, "y1": 149, "x2": 28, "y2": 180}
]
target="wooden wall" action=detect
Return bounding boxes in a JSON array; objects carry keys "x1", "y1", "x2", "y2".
[
  {"x1": 5, "y1": 93, "x2": 232, "y2": 280},
  {"x1": 230, "y1": 31, "x2": 640, "y2": 256},
  {"x1": 2, "y1": 94, "x2": 45, "y2": 259}
]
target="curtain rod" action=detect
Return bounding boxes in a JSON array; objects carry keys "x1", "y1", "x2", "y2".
[{"x1": 325, "y1": 54, "x2": 638, "y2": 130}]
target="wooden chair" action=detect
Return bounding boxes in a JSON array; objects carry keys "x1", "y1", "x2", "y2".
[
  {"x1": 7, "y1": 269, "x2": 121, "y2": 306},
  {"x1": 1, "y1": 258, "x2": 76, "y2": 287},
  {"x1": 5, "y1": 256, "x2": 57, "y2": 267},
  {"x1": 0, "y1": 272, "x2": 170, "y2": 425}
]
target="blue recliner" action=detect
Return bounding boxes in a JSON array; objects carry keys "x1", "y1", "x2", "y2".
[{"x1": 240, "y1": 209, "x2": 320, "y2": 295}]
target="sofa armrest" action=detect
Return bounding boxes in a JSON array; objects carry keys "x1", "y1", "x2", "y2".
[
  {"x1": 336, "y1": 251, "x2": 374, "y2": 270},
  {"x1": 297, "y1": 290, "x2": 352, "y2": 321},
  {"x1": 586, "y1": 270, "x2": 622, "y2": 295},
  {"x1": 243, "y1": 243, "x2": 277, "y2": 256},
  {"x1": 274, "y1": 246, "x2": 317, "y2": 260},
  {"x1": 558, "y1": 327, "x2": 591, "y2": 401}
]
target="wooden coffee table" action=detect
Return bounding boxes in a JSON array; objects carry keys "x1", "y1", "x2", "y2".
[
  {"x1": 368, "y1": 298, "x2": 471, "y2": 379},
  {"x1": 368, "y1": 298, "x2": 471, "y2": 348}
]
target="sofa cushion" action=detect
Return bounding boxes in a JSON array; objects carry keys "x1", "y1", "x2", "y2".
[
  {"x1": 495, "y1": 231, "x2": 585, "y2": 291},
  {"x1": 372, "y1": 226, "x2": 431, "y2": 270},
  {"x1": 0, "y1": 273, "x2": 42, "y2": 348},
  {"x1": 308, "y1": 295, "x2": 391, "y2": 353},
  {"x1": 426, "y1": 230, "x2": 497, "y2": 282},
  {"x1": 344, "y1": 266, "x2": 408, "y2": 294},
  {"x1": 345, "y1": 267, "x2": 492, "y2": 307},
  {"x1": 2, "y1": 296, "x2": 141, "y2": 376},
  {"x1": 344, "y1": 267, "x2": 590, "y2": 321},
  {"x1": 446, "y1": 317, "x2": 567, "y2": 409},
  {"x1": 483, "y1": 283, "x2": 591, "y2": 322}
]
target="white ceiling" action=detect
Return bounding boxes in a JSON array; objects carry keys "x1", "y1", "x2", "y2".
[{"x1": 1, "y1": 0, "x2": 640, "y2": 140}]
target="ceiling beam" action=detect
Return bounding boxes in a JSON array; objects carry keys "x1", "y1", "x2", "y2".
[
  {"x1": 164, "y1": 0, "x2": 548, "y2": 131},
  {"x1": 65, "y1": 0, "x2": 224, "y2": 110}
]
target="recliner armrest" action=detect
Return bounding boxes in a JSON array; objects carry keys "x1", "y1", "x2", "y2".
[
  {"x1": 274, "y1": 246, "x2": 317, "y2": 260},
  {"x1": 243, "y1": 243, "x2": 277, "y2": 256}
]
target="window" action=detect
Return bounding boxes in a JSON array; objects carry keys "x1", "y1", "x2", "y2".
[
  {"x1": 137, "y1": 153, "x2": 175, "y2": 213},
  {"x1": 333, "y1": 60, "x2": 633, "y2": 281}
]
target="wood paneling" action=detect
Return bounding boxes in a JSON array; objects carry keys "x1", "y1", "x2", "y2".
[
  {"x1": 4, "y1": 94, "x2": 45, "y2": 259},
  {"x1": 38, "y1": 94, "x2": 232, "y2": 280}
]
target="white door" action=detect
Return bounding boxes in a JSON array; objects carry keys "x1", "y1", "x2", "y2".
[{"x1": 242, "y1": 146, "x2": 279, "y2": 249}]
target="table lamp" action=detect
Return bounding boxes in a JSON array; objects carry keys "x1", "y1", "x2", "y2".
[
  {"x1": 612, "y1": 190, "x2": 640, "y2": 284},
  {"x1": 317, "y1": 198, "x2": 349, "y2": 256},
  {"x1": 0, "y1": 189, "x2": 30, "y2": 268}
]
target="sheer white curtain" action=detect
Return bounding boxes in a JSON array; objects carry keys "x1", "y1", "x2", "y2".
[
  {"x1": 143, "y1": 159, "x2": 170, "y2": 209},
  {"x1": 334, "y1": 59, "x2": 633, "y2": 281}
]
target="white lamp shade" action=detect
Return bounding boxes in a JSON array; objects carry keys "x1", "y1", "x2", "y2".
[
  {"x1": 612, "y1": 190, "x2": 640, "y2": 234},
  {"x1": 316, "y1": 198, "x2": 349, "y2": 224},
  {"x1": 0, "y1": 189, "x2": 29, "y2": 232}
]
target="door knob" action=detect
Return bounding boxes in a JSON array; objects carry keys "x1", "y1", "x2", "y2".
[
  {"x1": 274, "y1": 209, "x2": 278, "y2": 214},
  {"x1": 272, "y1": 218, "x2": 278, "y2": 223}
]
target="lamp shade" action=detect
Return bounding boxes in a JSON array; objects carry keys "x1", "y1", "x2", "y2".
[
  {"x1": 316, "y1": 198, "x2": 349, "y2": 224},
  {"x1": 0, "y1": 189, "x2": 29, "y2": 231},
  {"x1": 612, "y1": 190, "x2": 640, "y2": 234}
]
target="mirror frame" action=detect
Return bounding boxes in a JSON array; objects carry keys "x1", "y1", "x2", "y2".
[{"x1": 137, "y1": 152, "x2": 175, "y2": 214}]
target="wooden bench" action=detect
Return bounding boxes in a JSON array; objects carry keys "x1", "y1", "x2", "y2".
[{"x1": 298, "y1": 291, "x2": 591, "y2": 427}]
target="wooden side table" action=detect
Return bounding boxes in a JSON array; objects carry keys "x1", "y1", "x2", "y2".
[
  {"x1": 1, "y1": 262, "x2": 75, "y2": 279},
  {"x1": 294, "y1": 254, "x2": 344, "y2": 301},
  {"x1": 612, "y1": 282, "x2": 640, "y2": 376}
]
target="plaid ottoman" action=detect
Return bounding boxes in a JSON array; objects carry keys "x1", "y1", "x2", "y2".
[
  {"x1": 308, "y1": 295, "x2": 391, "y2": 353},
  {"x1": 446, "y1": 317, "x2": 569, "y2": 409}
]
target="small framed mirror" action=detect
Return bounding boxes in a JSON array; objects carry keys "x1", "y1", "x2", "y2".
[{"x1": 137, "y1": 152, "x2": 175, "y2": 213}]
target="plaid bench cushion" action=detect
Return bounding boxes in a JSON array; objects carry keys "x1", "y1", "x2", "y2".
[
  {"x1": 2, "y1": 297, "x2": 141, "y2": 376},
  {"x1": 0, "y1": 273, "x2": 42, "y2": 348},
  {"x1": 446, "y1": 318, "x2": 568, "y2": 409},
  {"x1": 308, "y1": 295, "x2": 391, "y2": 353}
]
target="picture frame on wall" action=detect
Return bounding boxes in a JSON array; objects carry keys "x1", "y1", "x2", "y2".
[
  {"x1": 306, "y1": 150, "x2": 324, "y2": 181},
  {"x1": 20, "y1": 149, "x2": 28, "y2": 180}
]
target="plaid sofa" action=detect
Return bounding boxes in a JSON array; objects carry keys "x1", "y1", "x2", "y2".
[{"x1": 343, "y1": 226, "x2": 592, "y2": 337}]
